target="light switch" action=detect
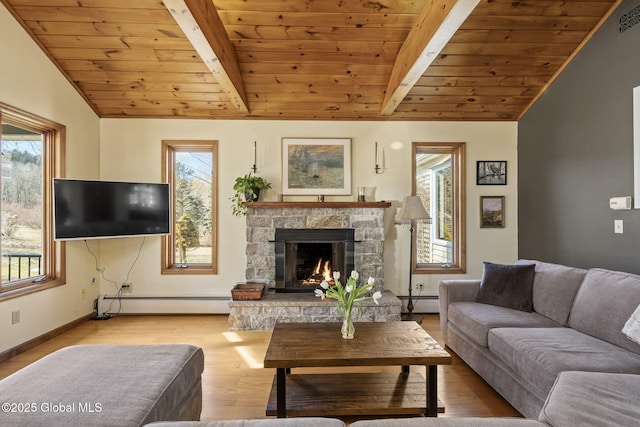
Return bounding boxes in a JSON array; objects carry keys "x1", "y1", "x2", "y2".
[{"x1": 614, "y1": 220, "x2": 624, "y2": 234}]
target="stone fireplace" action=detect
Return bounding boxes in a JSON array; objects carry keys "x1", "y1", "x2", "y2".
[
  {"x1": 228, "y1": 202, "x2": 401, "y2": 330},
  {"x1": 245, "y1": 202, "x2": 389, "y2": 291}
]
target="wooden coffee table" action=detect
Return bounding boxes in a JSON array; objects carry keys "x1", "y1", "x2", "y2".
[{"x1": 264, "y1": 321, "x2": 451, "y2": 418}]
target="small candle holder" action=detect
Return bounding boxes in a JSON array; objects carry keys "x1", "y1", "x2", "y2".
[{"x1": 252, "y1": 141, "x2": 258, "y2": 173}]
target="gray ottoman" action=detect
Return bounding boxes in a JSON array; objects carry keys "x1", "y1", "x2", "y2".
[{"x1": 0, "y1": 344, "x2": 204, "y2": 427}]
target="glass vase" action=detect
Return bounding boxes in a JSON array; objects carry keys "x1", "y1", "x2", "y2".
[{"x1": 341, "y1": 311, "x2": 355, "y2": 339}]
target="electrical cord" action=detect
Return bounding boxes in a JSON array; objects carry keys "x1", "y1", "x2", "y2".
[
  {"x1": 85, "y1": 237, "x2": 146, "y2": 317},
  {"x1": 123, "y1": 236, "x2": 145, "y2": 286}
]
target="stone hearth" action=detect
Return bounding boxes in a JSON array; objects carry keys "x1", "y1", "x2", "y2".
[{"x1": 228, "y1": 290, "x2": 401, "y2": 330}]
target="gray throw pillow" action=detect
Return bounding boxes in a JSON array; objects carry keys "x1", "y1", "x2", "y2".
[{"x1": 476, "y1": 262, "x2": 535, "y2": 312}]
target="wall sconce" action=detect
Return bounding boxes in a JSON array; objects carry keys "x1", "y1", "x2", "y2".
[
  {"x1": 375, "y1": 141, "x2": 383, "y2": 174},
  {"x1": 252, "y1": 140, "x2": 257, "y2": 173}
]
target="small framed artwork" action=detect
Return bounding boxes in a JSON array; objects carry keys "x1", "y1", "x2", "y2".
[
  {"x1": 477, "y1": 161, "x2": 507, "y2": 185},
  {"x1": 282, "y1": 137, "x2": 351, "y2": 195},
  {"x1": 480, "y1": 196, "x2": 505, "y2": 228}
]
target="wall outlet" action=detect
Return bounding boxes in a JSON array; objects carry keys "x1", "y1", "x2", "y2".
[
  {"x1": 121, "y1": 283, "x2": 133, "y2": 294},
  {"x1": 11, "y1": 310, "x2": 20, "y2": 325},
  {"x1": 90, "y1": 277, "x2": 97, "y2": 285},
  {"x1": 615, "y1": 220, "x2": 624, "y2": 234}
]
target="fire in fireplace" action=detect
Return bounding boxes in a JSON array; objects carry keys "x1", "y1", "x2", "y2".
[
  {"x1": 274, "y1": 228, "x2": 355, "y2": 292},
  {"x1": 298, "y1": 252, "x2": 333, "y2": 287}
]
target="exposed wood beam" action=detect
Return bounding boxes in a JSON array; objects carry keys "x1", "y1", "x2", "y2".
[
  {"x1": 163, "y1": 0, "x2": 248, "y2": 112},
  {"x1": 381, "y1": 0, "x2": 480, "y2": 115}
]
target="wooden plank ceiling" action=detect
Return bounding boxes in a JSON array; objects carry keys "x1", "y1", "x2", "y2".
[{"x1": 1, "y1": 0, "x2": 620, "y2": 121}]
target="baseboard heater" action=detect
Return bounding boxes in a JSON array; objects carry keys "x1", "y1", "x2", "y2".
[
  {"x1": 97, "y1": 295, "x2": 231, "y2": 316},
  {"x1": 97, "y1": 294, "x2": 440, "y2": 316},
  {"x1": 397, "y1": 295, "x2": 440, "y2": 314}
]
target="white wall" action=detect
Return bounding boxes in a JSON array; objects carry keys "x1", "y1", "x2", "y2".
[
  {"x1": 99, "y1": 119, "x2": 518, "y2": 308},
  {"x1": 0, "y1": 4, "x2": 101, "y2": 353}
]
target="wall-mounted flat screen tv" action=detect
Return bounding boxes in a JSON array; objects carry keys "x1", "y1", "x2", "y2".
[{"x1": 53, "y1": 179, "x2": 170, "y2": 241}]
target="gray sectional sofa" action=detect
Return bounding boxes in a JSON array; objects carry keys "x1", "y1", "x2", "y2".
[
  {"x1": 148, "y1": 370, "x2": 640, "y2": 425},
  {"x1": 150, "y1": 260, "x2": 640, "y2": 427},
  {"x1": 439, "y1": 259, "x2": 640, "y2": 420}
]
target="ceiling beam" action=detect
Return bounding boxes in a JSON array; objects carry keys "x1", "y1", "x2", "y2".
[
  {"x1": 380, "y1": 0, "x2": 480, "y2": 115},
  {"x1": 163, "y1": 0, "x2": 248, "y2": 112}
]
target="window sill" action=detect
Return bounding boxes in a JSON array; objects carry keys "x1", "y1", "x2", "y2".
[
  {"x1": 414, "y1": 267, "x2": 466, "y2": 275},
  {"x1": 161, "y1": 265, "x2": 217, "y2": 275},
  {"x1": 0, "y1": 278, "x2": 65, "y2": 302}
]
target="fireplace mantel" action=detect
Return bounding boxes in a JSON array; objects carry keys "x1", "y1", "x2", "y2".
[{"x1": 246, "y1": 201, "x2": 391, "y2": 209}]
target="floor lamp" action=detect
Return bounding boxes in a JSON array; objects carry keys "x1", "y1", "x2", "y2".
[{"x1": 395, "y1": 196, "x2": 431, "y2": 324}]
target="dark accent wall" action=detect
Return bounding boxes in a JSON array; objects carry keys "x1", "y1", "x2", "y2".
[{"x1": 518, "y1": 0, "x2": 640, "y2": 273}]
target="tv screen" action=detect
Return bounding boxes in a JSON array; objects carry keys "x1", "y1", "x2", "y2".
[{"x1": 53, "y1": 179, "x2": 170, "y2": 240}]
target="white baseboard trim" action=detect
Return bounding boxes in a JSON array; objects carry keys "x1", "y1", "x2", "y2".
[{"x1": 97, "y1": 295, "x2": 231, "y2": 316}]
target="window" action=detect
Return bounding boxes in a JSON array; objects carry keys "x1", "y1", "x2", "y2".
[
  {"x1": 0, "y1": 102, "x2": 65, "y2": 300},
  {"x1": 413, "y1": 142, "x2": 465, "y2": 274},
  {"x1": 161, "y1": 140, "x2": 217, "y2": 274}
]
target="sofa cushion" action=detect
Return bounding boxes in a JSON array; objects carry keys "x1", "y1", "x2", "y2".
[
  {"x1": 516, "y1": 259, "x2": 587, "y2": 325},
  {"x1": 349, "y1": 418, "x2": 544, "y2": 426},
  {"x1": 448, "y1": 302, "x2": 561, "y2": 348},
  {"x1": 488, "y1": 327, "x2": 640, "y2": 398},
  {"x1": 539, "y1": 371, "x2": 640, "y2": 427},
  {"x1": 476, "y1": 262, "x2": 535, "y2": 312},
  {"x1": 147, "y1": 419, "x2": 346, "y2": 427},
  {"x1": 568, "y1": 268, "x2": 640, "y2": 354}
]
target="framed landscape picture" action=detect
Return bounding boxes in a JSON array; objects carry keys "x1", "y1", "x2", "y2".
[
  {"x1": 480, "y1": 196, "x2": 505, "y2": 228},
  {"x1": 282, "y1": 137, "x2": 351, "y2": 195},
  {"x1": 477, "y1": 161, "x2": 507, "y2": 185}
]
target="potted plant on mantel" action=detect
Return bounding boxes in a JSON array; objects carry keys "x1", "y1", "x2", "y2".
[{"x1": 230, "y1": 172, "x2": 272, "y2": 216}]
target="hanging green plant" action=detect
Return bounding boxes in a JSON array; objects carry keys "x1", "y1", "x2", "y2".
[{"x1": 230, "y1": 172, "x2": 272, "y2": 216}]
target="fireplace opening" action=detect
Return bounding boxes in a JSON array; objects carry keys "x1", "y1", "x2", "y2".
[
  {"x1": 275, "y1": 228, "x2": 355, "y2": 292},
  {"x1": 296, "y1": 243, "x2": 334, "y2": 287}
]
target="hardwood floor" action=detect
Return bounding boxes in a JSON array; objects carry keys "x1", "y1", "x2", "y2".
[{"x1": 0, "y1": 314, "x2": 521, "y2": 422}]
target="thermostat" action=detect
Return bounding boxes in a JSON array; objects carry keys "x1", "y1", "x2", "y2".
[{"x1": 610, "y1": 196, "x2": 632, "y2": 210}]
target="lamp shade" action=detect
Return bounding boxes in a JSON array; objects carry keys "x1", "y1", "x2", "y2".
[{"x1": 395, "y1": 196, "x2": 431, "y2": 224}]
